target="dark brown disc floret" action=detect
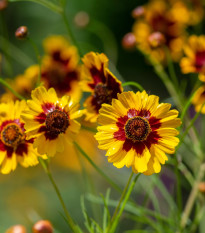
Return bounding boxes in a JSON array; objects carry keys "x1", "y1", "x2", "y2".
[
  {"x1": 45, "y1": 109, "x2": 69, "y2": 136},
  {"x1": 1, "y1": 123, "x2": 24, "y2": 147},
  {"x1": 94, "y1": 83, "x2": 112, "y2": 106},
  {"x1": 125, "y1": 116, "x2": 151, "y2": 142}
]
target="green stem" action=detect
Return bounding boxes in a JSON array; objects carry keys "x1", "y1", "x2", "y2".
[
  {"x1": 122, "y1": 81, "x2": 144, "y2": 92},
  {"x1": 177, "y1": 103, "x2": 205, "y2": 150},
  {"x1": 27, "y1": 37, "x2": 41, "y2": 87},
  {"x1": 141, "y1": 50, "x2": 182, "y2": 110},
  {"x1": 39, "y1": 158, "x2": 79, "y2": 233},
  {"x1": 164, "y1": 46, "x2": 178, "y2": 90},
  {"x1": 174, "y1": 155, "x2": 182, "y2": 218},
  {"x1": 107, "y1": 173, "x2": 141, "y2": 233},
  {"x1": 0, "y1": 12, "x2": 13, "y2": 76},
  {"x1": 74, "y1": 141, "x2": 122, "y2": 193},
  {"x1": 180, "y1": 163, "x2": 205, "y2": 230},
  {"x1": 0, "y1": 77, "x2": 25, "y2": 100},
  {"x1": 61, "y1": 9, "x2": 83, "y2": 57}
]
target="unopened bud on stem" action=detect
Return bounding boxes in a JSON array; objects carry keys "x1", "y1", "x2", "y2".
[
  {"x1": 199, "y1": 182, "x2": 205, "y2": 193},
  {"x1": 74, "y1": 11, "x2": 90, "y2": 28},
  {"x1": 5, "y1": 225, "x2": 27, "y2": 233},
  {"x1": 148, "y1": 32, "x2": 165, "y2": 48},
  {"x1": 131, "y1": 6, "x2": 145, "y2": 18},
  {"x1": 0, "y1": 0, "x2": 8, "y2": 10},
  {"x1": 122, "y1": 32, "x2": 136, "y2": 50},
  {"x1": 32, "y1": 220, "x2": 53, "y2": 233},
  {"x1": 15, "y1": 26, "x2": 28, "y2": 39}
]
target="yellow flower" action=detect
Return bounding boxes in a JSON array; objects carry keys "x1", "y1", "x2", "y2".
[
  {"x1": 21, "y1": 86, "x2": 83, "y2": 157},
  {"x1": 1, "y1": 65, "x2": 39, "y2": 102},
  {"x1": 180, "y1": 35, "x2": 205, "y2": 81},
  {"x1": 192, "y1": 86, "x2": 205, "y2": 113},
  {"x1": 95, "y1": 91, "x2": 181, "y2": 175},
  {"x1": 132, "y1": 0, "x2": 187, "y2": 63},
  {"x1": 81, "y1": 52, "x2": 123, "y2": 122},
  {"x1": 41, "y1": 35, "x2": 81, "y2": 100},
  {"x1": 0, "y1": 100, "x2": 41, "y2": 174}
]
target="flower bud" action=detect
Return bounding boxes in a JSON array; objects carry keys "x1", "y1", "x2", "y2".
[
  {"x1": 148, "y1": 32, "x2": 165, "y2": 48},
  {"x1": 122, "y1": 32, "x2": 136, "y2": 50},
  {"x1": 131, "y1": 6, "x2": 145, "y2": 18},
  {"x1": 5, "y1": 225, "x2": 27, "y2": 233},
  {"x1": 199, "y1": 182, "x2": 205, "y2": 193},
  {"x1": 15, "y1": 26, "x2": 28, "y2": 39},
  {"x1": 32, "y1": 220, "x2": 53, "y2": 233},
  {"x1": 0, "y1": 0, "x2": 8, "y2": 11},
  {"x1": 74, "y1": 11, "x2": 90, "y2": 28}
]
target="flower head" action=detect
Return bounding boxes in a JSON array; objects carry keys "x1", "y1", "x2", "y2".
[
  {"x1": 95, "y1": 91, "x2": 181, "y2": 175},
  {"x1": 21, "y1": 86, "x2": 83, "y2": 157},
  {"x1": 41, "y1": 35, "x2": 81, "y2": 100},
  {"x1": 132, "y1": 0, "x2": 189, "y2": 62},
  {"x1": 192, "y1": 86, "x2": 205, "y2": 113},
  {"x1": 81, "y1": 52, "x2": 123, "y2": 122},
  {"x1": 180, "y1": 35, "x2": 205, "y2": 81},
  {"x1": 0, "y1": 100, "x2": 41, "y2": 174}
]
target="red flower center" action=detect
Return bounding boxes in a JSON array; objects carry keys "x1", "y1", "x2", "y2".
[
  {"x1": 45, "y1": 109, "x2": 69, "y2": 136},
  {"x1": 195, "y1": 51, "x2": 205, "y2": 72},
  {"x1": 94, "y1": 83, "x2": 112, "y2": 106},
  {"x1": 1, "y1": 123, "x2": 24, "y2": 147},
  {"x1": 125, "y1": 116, "x2": 151, "y2": 142}
]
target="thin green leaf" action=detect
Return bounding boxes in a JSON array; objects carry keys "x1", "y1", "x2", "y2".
[
  {"x1": 8, "y1": 0, "x2": 63, "y2": 13},
  {"x1": 80, "y1": 196, "x2": 93, "y2": 233},
  {"x1": 0, "y1": 36, "x2": 34, "y2": 67},
  {"x1": 85, "y1": 193, "x2": 173, "y2": 224},
  {"x1": 101, "y1": 189, "x2": 111, "y2": 232}
]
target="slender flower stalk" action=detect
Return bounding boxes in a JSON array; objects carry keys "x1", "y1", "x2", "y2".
[
  {"x1": 74, "y1": 141, "x2": 122, "y2": 193},
  {"x1": 27, "y1": 37, "x2": 42, "y2": 87},
  {"x1": 60, "y1": 5, "x2": 83, "y2": 57},
  {"x1": 39, "y1": 158, "x2": 80, "y2": 233},
  {"x1": 106, "y1": 173, "x2": 141, "y2": 233},
  {"x1": 164, "y1": 46, "x2": 179, "y2": 90},
  {"x1": 122, "y1": 81, "x2": 144, "y2": 92},
  {"x1": 0, "y1": 77, "x2": 25, "y2": 100},
  {"x1": 180, "y1": 163, "x2": 205, "y2": 230}
]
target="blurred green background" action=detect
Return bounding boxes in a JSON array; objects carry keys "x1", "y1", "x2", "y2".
[{"x1": 1, "y1": 0, "x2": 204, "y2": 232}]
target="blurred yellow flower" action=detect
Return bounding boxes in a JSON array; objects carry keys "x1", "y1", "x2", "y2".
[
  {"x1": 132, "y1": 0, "x2": 190, "y2": 63},
  {"x1": 41, "y1": 35, "x2": 82, "y2": 101},
  {"x1": 21, "y1": 86, "x2": 83, "y2": 157},
  {"x1": 180, "y1": 35, "x2": 205, "y2": 81},
  {"x1": 1, "y1": 65, "x2": 39, "y2": 102},
  {"x1": 192, "y1": 86, "x2": 205, "y2": 113},
  {"x1": 81, "y1": 52, "x2": 123, "y2": 122},
  {"x1": 0, "y1": 100, "x2": 42, "y2": 174},
  {"x1": 95, "y1": 91, "x2": 181, "y2": 175}
]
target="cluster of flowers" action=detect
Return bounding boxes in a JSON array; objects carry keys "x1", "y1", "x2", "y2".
[
  {"x1": 0, "y1": 34, "x2": 181, "y2": 176},
  {"x1": 123, "y1": 0, "x2": 205, "y2": 114}
]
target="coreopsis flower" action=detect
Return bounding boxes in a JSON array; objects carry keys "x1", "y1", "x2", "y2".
[
  {"x1": 1, "y1": 65, "x2": 39, "y2": 102},
  {"x1": 95, "y1": 91, "x2": 181, "y2": 175},
  {"x1": 41, "y1": 35, "x2": 81, "y2": 100},
  {"x1": 180, "y1": 35, "x2": 205, "y2": 81},
  {"x1": 132, "y1": 0, "x2": 188, "y2": 62},
  {"x1": 192, "y1": 86, "x2": 205, "y2": 113},
  {"x1": 0, "y1": 101, "x2": 41, "y2": 174},
  {"x1": 21, "y1": 86, "x2": 83, "y2": 157},
  {"x1": 81, "y1": 52, "x2": 123, "y2": 122}
]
